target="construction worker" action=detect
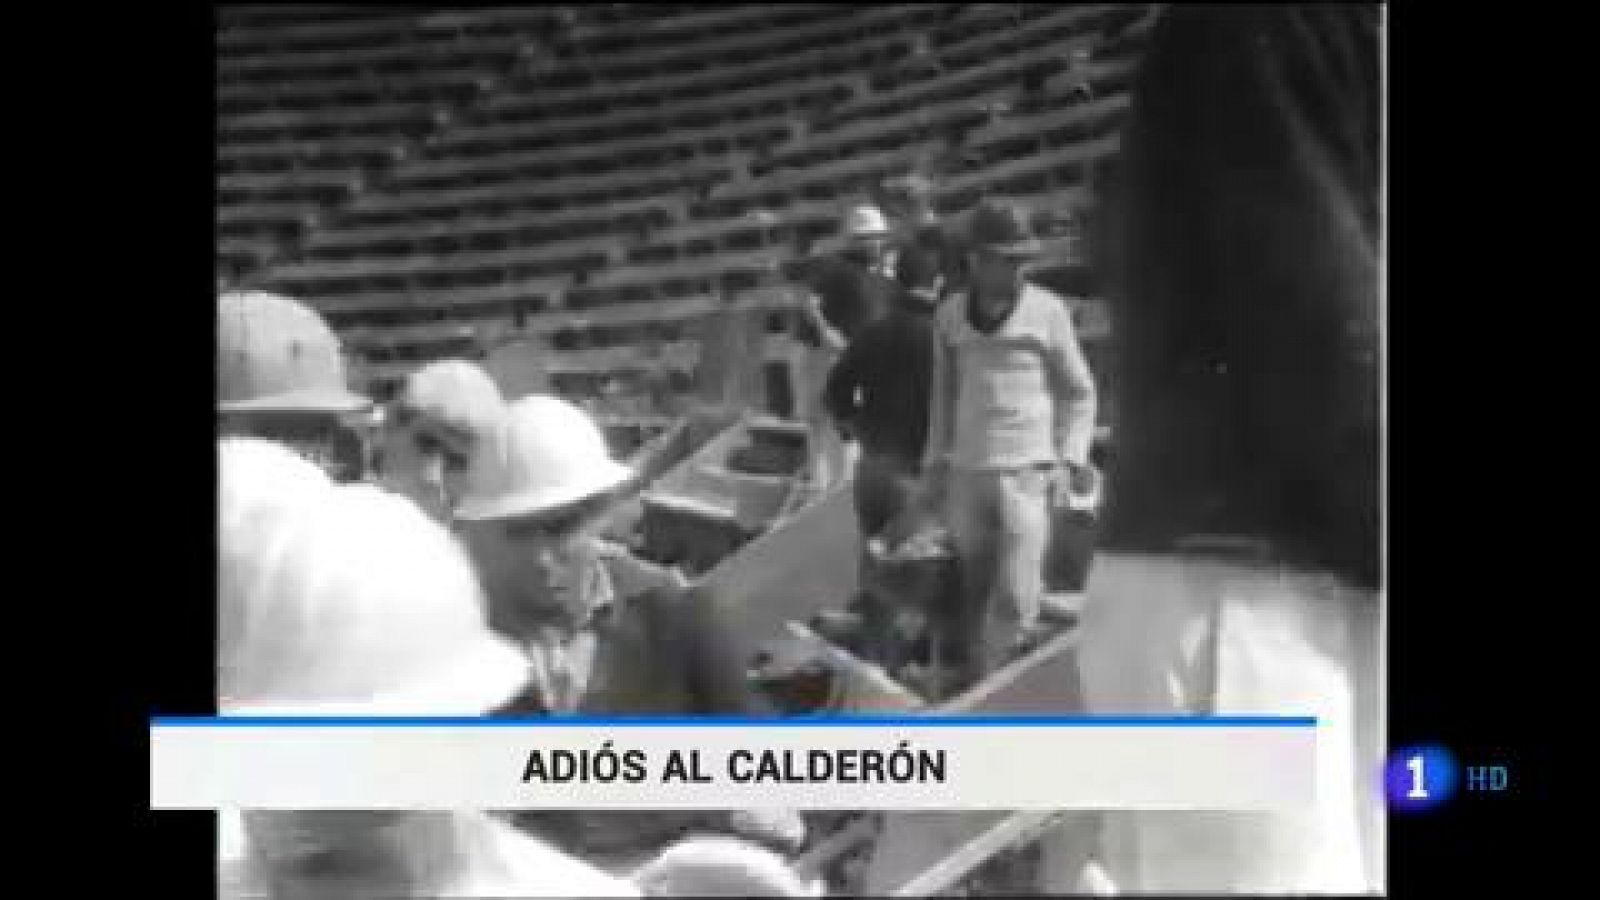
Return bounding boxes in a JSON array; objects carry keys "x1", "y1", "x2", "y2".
[
  {"x1": 822, "y1": 250, "x2": 944, "y2": 665},
  {"x1": 376, "y1": 359, "x2": 506, "y2": 524},
  {"x1": 793, "y1": 203, "x2": 901, "y2": 494},
  {"x1": 217, "y1": 436, "x2": 640, "y2": 899},
  {"x1": 814, "y1": 204, "x2": 900, "y2": 344},
  {"x1": 879, "y1": 173, "x2": 958, "y2": 305},
  {"x1": 921, "y1": 199, "x2": 1099, "y2": 687},
  {"x1": 452, "y1": 394, "x2": 805, "y2": 870},
  {"x1": 1061, "y1": 4, "x2": 1380, "y2": 893},
  {"x1": 217, "y1": 290, "x2": 371, "y2": 482}
]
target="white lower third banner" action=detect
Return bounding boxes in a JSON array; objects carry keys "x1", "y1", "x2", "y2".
[{"x1": 150, "y1": 716, "x2": 1316, "y2": 811}]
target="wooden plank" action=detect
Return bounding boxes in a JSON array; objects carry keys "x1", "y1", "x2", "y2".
[
  {"x1": 891, "y1": 810, "x2": 1072, "y2": 897},
  {"x1": 862, "y1": 629, "x2": 1090, "y2": 893},
  {"x1": 700, "y1": 481, "x2": 861, "y2": 649},
  {"x1": 646, "y1": 417, "x2": 753, "y2": 500}
]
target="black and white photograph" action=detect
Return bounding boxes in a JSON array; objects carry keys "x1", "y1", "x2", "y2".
[{"x1": 215, "y1": 3, "x2": 1382, "y2": 895}]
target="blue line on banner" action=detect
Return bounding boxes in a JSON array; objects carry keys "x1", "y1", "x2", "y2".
[{"x1": 151, "y1": 715, "x2": 1316, "y2": 728}]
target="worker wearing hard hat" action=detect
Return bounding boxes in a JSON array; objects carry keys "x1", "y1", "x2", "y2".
[
  {"x1": 453, "y1": 394, "x2": 805, "y2": 869},
  {"x1": 217, "y1": 290, "x2": 371, "y2": 482},
  {"x1": 879, "y1": 172, "x2": 958, "y2": 304},
  {"x1": 805, "y1": 203, "x2": 900, "y2": 347},
  {"x1": 377, "y1": 359, "x2": 507, "y2": 524},
  {"x1": 217, "y1": 436, "x2": 641, "y2": 899},
  {"x1": 791, "y1": 203, "x2": 901, "y2": 495}
]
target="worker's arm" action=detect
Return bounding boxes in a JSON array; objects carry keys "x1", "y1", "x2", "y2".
[
  {"x1": 1044, "y1": 299, "x2": 1099, "y2": 468},
  {"x1": 804, "y1": 292, "x2": 848, "y2": 351}
]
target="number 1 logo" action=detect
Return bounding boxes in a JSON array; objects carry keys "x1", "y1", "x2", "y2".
[
  {"x1": 1387, "y1": 745, "x2": 1456, "y2": 812},
  {"x1": 1406, "y1": 753, "x2": 1428, "y2": 799}
]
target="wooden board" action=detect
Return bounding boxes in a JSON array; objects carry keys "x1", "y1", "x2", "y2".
[
  {"x1": 697, "y1": 480, "x2": 861, "y2": 650},
  {"x1": 890, "y1": 810, "x2": 1075, "y2": 897},
  {"x1": 862, "y1": 629, "x2": 1093, "y2": 894}
]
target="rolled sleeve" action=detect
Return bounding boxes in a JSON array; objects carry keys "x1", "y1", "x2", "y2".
[{"x1": 1045, "y1": 300, "x2": 1099, "y2": 465}]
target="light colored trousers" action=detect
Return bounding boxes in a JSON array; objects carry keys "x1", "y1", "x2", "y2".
[
  {"x1": 1055, "y1": 553, "x2": 1383, "y2": 893},
  {"x1": 945, "y1": 465, "x2": 1054, "y2": 681}
]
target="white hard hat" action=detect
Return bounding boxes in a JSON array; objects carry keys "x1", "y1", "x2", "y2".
[
  {"x1": 394, "y1": 359, "x2": 505, "y2": 438},
  {"x1": 217, "y1": 290, "x2": 369, "y2": 414},
  {"x1": 632, "y1": 836, "x2": 823, "y2": 897},
  {"x1": 219, "y1": 437, "x2": 332, "y2": 528},
  {"x1": 454, "y1": 394, "x2": 633, "y2": 522},
  {"x1": 219, "y1": 440, "x2": 529, "y2": 715},
  {"x1": 842, "y1": 204, "x2": 892, "y2": 238}
]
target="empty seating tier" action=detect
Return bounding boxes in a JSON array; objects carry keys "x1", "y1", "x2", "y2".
[{"x1": 220, "y1": 4, "x2": 1157, "y2": 424}]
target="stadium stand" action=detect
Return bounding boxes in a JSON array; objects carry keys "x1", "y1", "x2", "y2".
[{"x1": 219, "y1": 3, "x2": 1155, "y2": 426}]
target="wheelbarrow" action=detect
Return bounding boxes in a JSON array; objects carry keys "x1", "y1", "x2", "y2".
[{"x1": 858, "y1": 536, "x2": 962, "y2": 703}]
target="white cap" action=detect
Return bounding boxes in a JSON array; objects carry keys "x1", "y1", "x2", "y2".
[
  {"x1": 843, "y1": 204, "x2": 892, "y2": 238},
  {"x1": 454, "y1": 394, "x2": 633, "y2": 522},
  {"x1": 219, "y1": 440, "x2": 529, "y2": 715}
]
